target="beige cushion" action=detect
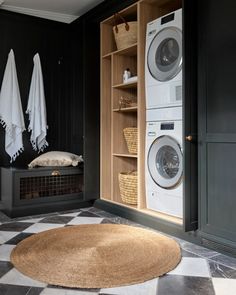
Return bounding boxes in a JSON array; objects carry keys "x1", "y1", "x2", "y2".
[{"x1": 28, "y1": 151, "x2": 83, "y2": 168}]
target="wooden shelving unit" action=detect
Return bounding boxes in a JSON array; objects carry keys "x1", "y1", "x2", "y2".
[
  {"x1": 113, "y1": 106, "x2": 138, "y2": 113},
  {"x1": 113, "y1": 153, "x2": 138, "y2": 158},
  {"x1": 112, "y1": 81, "x2": 138, "y2": 89},
  {"x1": 100, "y1": 0, "x2": 182, "y2": 223}
]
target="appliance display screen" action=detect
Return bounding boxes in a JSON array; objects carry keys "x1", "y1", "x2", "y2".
[
  {"x1": 161, "y1": 13, "x2": 175, "y2": 25},
  {"x1": 161, "y1": 123, "x2": 174, "y2": 130}
]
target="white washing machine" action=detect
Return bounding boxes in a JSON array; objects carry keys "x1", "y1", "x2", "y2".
[
  {"x1": 145, "y1": 9, "x2": 182, "y2": 110},
  {"x1": 146, "y1": 107, "x2": 183, "y2": 218}
]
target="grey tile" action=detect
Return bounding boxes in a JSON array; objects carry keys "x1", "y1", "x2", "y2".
[
  {"x1": 168, "y1": 257, "x2": 211, "y2": 278},
  {"x1": 0, "y1": 268, "x2": 46, "y2": 287},
  {"x1": 210, "y1": 254, "x2": 236, "y2": 270},
  {"x1": 0, "y1": 283, "x2": 31, "y2": 295},
  {"x1": 100, "y1": 219, "x2": 116, "y2": 224},
  {"x1": 5, "y1": 233, "x2": 33, "y2": 245},
  {"x1": 26, "y1": 287, "x2": 44, "y2": 295},
  {"x1": 47, "y1": 284, "x2": 100, "y2": 292},
  {"x1": 109, "y1": 217, "x2": 135, "y2": 225},
  {"x1": 181, "y1": 249, "x2": 200, "y2": 258},
  {"x1": 78, "y1": 211, "x2": 100, "y2": 218},
  {"x1": 13, "y1": 212, "x2": 58, "y2": 222},
  {"x1": 67, "y1": 217, "x2": 104, "y2": 225},
  {"x1": 0, "y1": 222, "x2": 33, "y2": 232},
  {"x1": 180, "y1": 241, "x2": 218, "y2": 258},
  {"x1": 158, "y1": 275, "x2": 215, "y2": 295},
  {"x1": 23, "y1": 223, "x2": 64, "y2": 233},
  {"x1": 0, "y1": 245, "x2": 16, "y2": 261},
  {"x1": 96, "y1": 211, "x2": 117, "y2": 219},
  {"x1": 208, "y1": 261, "x2": 236, "y2": 279},
  {"x1": 58, "y1": 209, "x2": 81, "y2": 215},
  {"x1": 0, "y1": 262, "x2": 13, "y2": 278},
  {"x1": 100, "y1": 278, "x2": 159, "y2": 295},
  {"x1": 39, "y1": 216, "x2": 74, "y2": 224},
  {"x1": 212, "y1": 277, "x2": 236, "y2": 295},
  {"x1": 79, "y1": 207, "x2": 92, "y2": 211},
  {"x1": 0, "y1": 231, "x2": 19, "y2": 244},
  {"x1": 87, "y1": 207, "x2": 105, "y2": 214}
]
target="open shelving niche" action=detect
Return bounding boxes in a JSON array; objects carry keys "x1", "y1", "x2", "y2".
[{"x1": 100, "y1": 0, "x2": 182, "y2": 225}]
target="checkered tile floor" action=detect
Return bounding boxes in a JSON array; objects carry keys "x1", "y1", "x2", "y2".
[{"x1": 0, "y1": 207, "x2": 236, "y2": 295}]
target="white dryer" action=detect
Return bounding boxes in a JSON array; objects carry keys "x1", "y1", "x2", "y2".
[
  {"x1": 145, "y1": 9, "x2": 182, "y2": 110},
  {"x1": 146, "y1": 107, "x2": 183, "y2": 218}
]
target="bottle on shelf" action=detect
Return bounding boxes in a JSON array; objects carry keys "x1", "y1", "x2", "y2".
[{"x1": 123, "y1": 68, "x2": 131, "y2": 83}]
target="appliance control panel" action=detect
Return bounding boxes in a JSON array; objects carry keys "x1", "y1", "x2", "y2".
[{"x1": 161, "y1": 123, "x2": 174, "y2": 130}]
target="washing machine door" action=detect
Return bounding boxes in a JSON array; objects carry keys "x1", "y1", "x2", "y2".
[
  {"x1": 148, "y1": 135, "x2": 183, "y2": 189},
  {"x1": 147, "y1": 27, "x2": 182, "y2": 82}
]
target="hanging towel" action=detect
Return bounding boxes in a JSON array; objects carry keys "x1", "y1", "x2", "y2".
[
  {"x1": 0, "y1": 49, "x2": 25, "y2": 162},
  {"x1": 26, "y1": 53, "x2": 48, "y2": 152}
]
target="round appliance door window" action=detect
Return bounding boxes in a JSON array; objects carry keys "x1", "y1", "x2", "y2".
[
  {"x1": 148, "y1": 135, "x2": 183, "y2": 189},
  {"x1": 147, "y1": 27, "x2": 182, "y2": 82}
]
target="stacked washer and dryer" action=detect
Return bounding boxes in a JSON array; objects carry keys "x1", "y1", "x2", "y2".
[{"x1": 145, "y1": 9, "x2": 183, "y2": 218}]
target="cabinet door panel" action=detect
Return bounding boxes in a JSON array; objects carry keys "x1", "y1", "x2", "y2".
[
  {"x1": 198, "y1": 0, "x2": 236, "y2": 242},
  {"x1": 202, "y1": 143, "x2": 236, "y2": 241}
]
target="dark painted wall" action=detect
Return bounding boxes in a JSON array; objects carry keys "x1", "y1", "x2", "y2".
[
  {"x1": 71, "y1": 0, "x2": 138, "y2": 200},
  {"x1": 0, "y1": 10, "x2": 83, "y2": 167}
]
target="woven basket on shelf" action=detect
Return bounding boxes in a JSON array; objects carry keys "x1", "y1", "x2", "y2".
[
  {"x1": 113, "y1": 13, "x2": 137, "y2": 50},
  {"x1": 118, "y1": 171, "x2": 137, "y2": 205},
  {"x1": 123, "y1": 127, "x2": 137, "y2": 154}
]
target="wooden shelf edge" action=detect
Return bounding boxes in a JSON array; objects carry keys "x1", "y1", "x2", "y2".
[
  {"x1": 113, "y1": 81, "x2": 138, "y2": 89},
  {"x1": 102, "y1": 43, "x2": 138, "y2": 59},
  {"x1": 113, "y1": 106, "x2": 138, "y2": 112},
  {"x1": 113, "y1": 153, "x2": 138, "y2": 158}
]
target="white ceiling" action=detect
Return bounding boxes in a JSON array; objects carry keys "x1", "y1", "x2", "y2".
[{"x1": 0, "y1": 0, "x2": 104, "y2": 23}]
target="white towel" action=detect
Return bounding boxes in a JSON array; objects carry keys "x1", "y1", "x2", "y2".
[
  {"x1": 0, "y1": 49, "x2": 25, "y2": 162},
  {"x1": 26, "y1": 53, "x2": 48, "y2": 152}
]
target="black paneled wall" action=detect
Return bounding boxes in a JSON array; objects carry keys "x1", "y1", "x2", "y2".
[{"x1": 0, "y1": 10, "x2": 83, "y2": 167}]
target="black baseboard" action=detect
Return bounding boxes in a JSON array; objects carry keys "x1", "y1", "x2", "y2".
[{"x1": 2, "y1": 199, "x2": 94, "y2": 218}]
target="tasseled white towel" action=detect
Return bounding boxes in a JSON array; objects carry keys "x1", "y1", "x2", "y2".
[
  {"x1": 26, "y1": 53, "x2": 48, "y2": 152},
  {"x1": 0, "y1": 49, "x2": 25, "y2": 162}
]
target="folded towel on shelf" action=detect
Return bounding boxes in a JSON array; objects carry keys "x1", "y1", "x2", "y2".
[
  {"x1": 0, "y1": 49, "x2": 25, "y2": 162},
  {"x1": 26, "y1": 53, "x2": 48, "y2": 152}
]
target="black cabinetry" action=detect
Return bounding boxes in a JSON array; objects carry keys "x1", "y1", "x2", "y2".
[
  {"x1": 1, "y1": 167, "x2": 89, "y2": 217},
  {"x1": 198, "y1": 0, "x2": 236, "y2": 254}
]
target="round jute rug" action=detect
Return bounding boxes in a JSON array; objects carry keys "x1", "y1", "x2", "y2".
[{"x1": 11, "y1": 224, "x2": 181, "y2": 288}]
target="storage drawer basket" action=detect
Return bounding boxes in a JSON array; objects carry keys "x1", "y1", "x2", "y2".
[
  {"x1": 123, "y1": 127, "x2": 137, "y2": 154},
  {"x1": 118, "y1": 171, "x2": 137, "y2": 205}
]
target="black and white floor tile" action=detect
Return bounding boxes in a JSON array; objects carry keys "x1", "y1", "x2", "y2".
[{"x1": 0, "y1": 207, "x2": 235, "y2": 295}]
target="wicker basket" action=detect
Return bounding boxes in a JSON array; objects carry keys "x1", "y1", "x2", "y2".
[
  {"x1": 113, "y1": 12, "x2": 137, "y2": 51},
  {"x1": 118, "y1": 171, "x2": 137, "y2": 205},
  {"x1": 123, "y1": 127, "x2": 137, "y2": 154}
]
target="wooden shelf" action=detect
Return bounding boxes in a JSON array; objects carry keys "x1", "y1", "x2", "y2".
[
  {"x1": 113, "y1": 106, "x2": 137, "y2": 112},
  {"x1": 100, "y1": 0, "x2": 183, "y2": 225},
  {"x1": 102, "y1": 43, "x2": 138, "y2": 59},
  {"x1": 113, "y1": 153, "x2": 138, "y2": 158},
  {"x1": 113, "y1": 81, "x2": 138, "y2": 89},
  {"x1": 102, "y1": 53, "x2": 112, "y2": 59}
]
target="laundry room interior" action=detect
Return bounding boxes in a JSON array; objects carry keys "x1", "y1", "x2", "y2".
[{"x1": 0, "y1": 0, "x2": 236, "y2": 294}]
